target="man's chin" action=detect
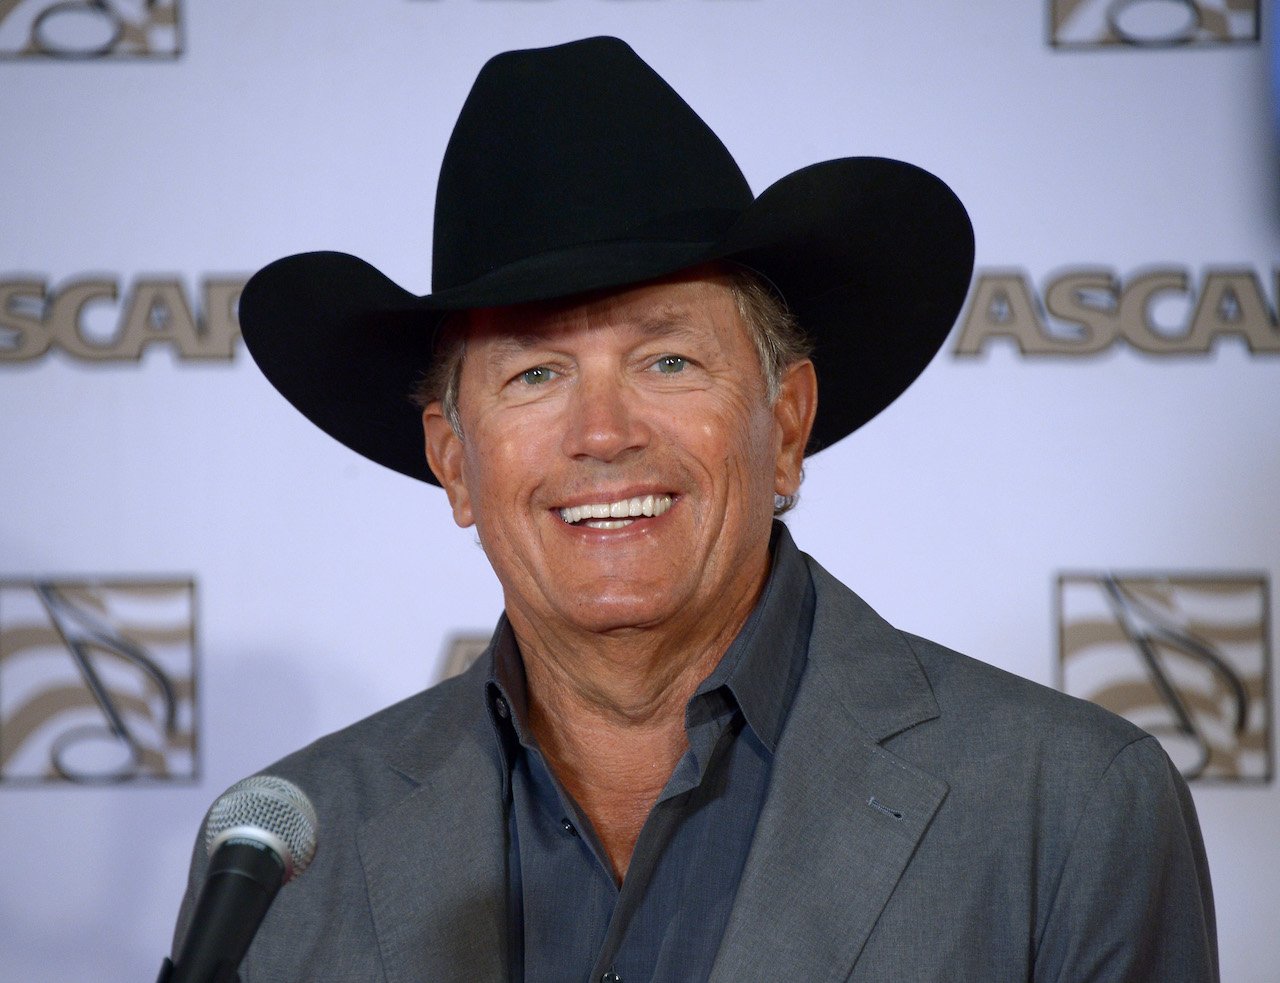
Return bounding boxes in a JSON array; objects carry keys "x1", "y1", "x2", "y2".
[
  {"x1": 499, "y1": 582, "x2": 693, "y2": 641},
  {"x1": 551, "y1": 596, "x2": 684, "y2": 637}
]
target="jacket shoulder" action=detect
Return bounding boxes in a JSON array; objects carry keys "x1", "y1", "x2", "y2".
[
  {"x1": 903, "y1": 629, "x2": 1149, "y2": 756},
  {"x1": 259, "y1": 664, "x2": 487, "y2": 821},
  {"x1": 801, "y1": 549, "x2": 1151, "y2": 770}
]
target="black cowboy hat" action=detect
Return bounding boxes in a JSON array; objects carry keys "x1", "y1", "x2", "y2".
[{"x1": 238, "y1": 36, "x2": 975, "y2": 486}]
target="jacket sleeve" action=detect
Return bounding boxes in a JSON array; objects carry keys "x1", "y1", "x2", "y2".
[{"x1": 1033, "y1": 735, "x2": 1218, "y2": 982}]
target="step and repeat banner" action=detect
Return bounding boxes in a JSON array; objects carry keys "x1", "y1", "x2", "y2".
[{"x1": 2, "y1": 2, "x2": 1277, "y2": 980}]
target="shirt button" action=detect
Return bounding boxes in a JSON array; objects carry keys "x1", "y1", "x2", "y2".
[
  {"x1": 493, "y1": 696, "x2": 510, "y2": 719},
  {"x1": 560, "y1": 818, "x2": 578, "y2": 836},
  {"x1": 601, "y1": 973, "x2": 622, "y2": 983}
]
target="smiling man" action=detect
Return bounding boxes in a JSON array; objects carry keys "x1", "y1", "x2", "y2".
[
  {"x1": 173, "y1": 37, "x2": 1218, "y2": 983},
  {"x1": 422, "y1": 268, "x2": 814, "y2": 890}
]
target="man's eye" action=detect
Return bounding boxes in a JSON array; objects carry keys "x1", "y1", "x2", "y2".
[
  {"x1": 653, "y1": 355, "x2": 687, "y2": 374},
  {"x1": 517, "y1": 366, "x2": 556, "y2": 385}
]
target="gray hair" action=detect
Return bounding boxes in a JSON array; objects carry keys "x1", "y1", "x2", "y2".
[{"x1": 411, "y1": 267, "x2": 812, "y2": 512}]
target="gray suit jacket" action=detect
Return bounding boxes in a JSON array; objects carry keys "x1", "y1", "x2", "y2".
[{"x1": 176, "y1": 552, "x2": 1218, "y2": 982}]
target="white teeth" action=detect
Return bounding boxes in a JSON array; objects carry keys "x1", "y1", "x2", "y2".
[{"x1": 559, "y1": 494, "x2": 672, "y2": 526}]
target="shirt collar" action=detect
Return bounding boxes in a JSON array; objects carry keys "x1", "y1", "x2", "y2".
[
  {"x1": 484, "y1": 519, "x2": 814, "y2": 761},
  {"x1": 694, "y1": 520, "x2": 813, "y2": 753}
]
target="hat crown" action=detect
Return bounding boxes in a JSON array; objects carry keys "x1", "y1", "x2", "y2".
[{"x1": 432, "y1": 37, "x2": 753, "y2": 294}]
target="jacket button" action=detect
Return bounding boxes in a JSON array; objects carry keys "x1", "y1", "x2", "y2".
[{"x1": 494, "y1": 696, "x2": 510, "y2": 719}]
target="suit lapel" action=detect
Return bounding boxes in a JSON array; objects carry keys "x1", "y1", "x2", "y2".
[
  {"x1": 358, "y1": 662, "x2": 510, "y2": 983},
  {"x1": 347, "y1": 549, "x2": 948, "y2": 983},
  {"x1": 710, "y1": 557, "x2": 949, "y2": 983}
]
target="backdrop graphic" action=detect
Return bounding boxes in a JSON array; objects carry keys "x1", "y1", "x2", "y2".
[
  {"x1": 0, "y1": 0, "x2": 184, "y2": 60},
  {"x1": 2, "y1": 2, "x2": 1277, "y2": 980},
  {"x1": 1049, "y1": 0, "x2": 1261, "y2": 47},
  {"x1": 1058, "y1": 571, "x2": 1272, "y2": 781},
  {"x1": 0, "y1": 578, "x2": 198, "y2": 784},
  {"x1": 0, "y1": 275, "x2": 244, "y2": 361}
]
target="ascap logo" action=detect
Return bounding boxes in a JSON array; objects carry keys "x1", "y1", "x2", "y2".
[
  {"x1": 1058, "y1": 572, "x2": 1272, "y2": 781},
  {"x1": 1049, "y1": 0, "x2": 1259, "y2": 48},
  {"x1": 0, "y1": 579, "x2": 197, "y2": 783},
  {"x1": 0, "y1": 1, "x2": 183, "y2": 59},
  {"x1": 0, "y1": 275, "x2": 246, "y2": 362},
  {"x1": 953, "y1": 267, "x2": 1280, "y2": 357}
]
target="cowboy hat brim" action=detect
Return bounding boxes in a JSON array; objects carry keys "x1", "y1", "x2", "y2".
[{"x1": 238, "y1": 154, "x2": 973, "y2": 486}]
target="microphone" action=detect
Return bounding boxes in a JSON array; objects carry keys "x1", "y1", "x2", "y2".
[{"x1": 160, "y1": 775, "x2": 319, "y2": 983}]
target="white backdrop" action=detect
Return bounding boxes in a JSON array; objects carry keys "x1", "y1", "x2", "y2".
[{"x1": 1, "y1": 2, "x2": 1277, "y2": 980}]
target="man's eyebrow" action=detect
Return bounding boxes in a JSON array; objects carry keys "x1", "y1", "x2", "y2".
[
  {"x1": 482, "y1": 333, "x2": 550, "y2": 361},
  {"x1": 633, "y1": 307, "x2": 699, "y2": 338}
]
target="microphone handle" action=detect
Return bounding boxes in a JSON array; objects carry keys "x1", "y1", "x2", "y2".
[
  {"x1": 164, "y1": 839, "x2": 285, "y2": 983},
  {"x1": 156, "y1": 958, "x2": 235, "y2": 983}
]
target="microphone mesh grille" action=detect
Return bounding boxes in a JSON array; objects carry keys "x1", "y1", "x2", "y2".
[{"x1": 204, "y1": 775, "x2": 319, "y2": 880}]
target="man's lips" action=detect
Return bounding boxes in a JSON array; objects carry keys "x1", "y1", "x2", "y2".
[{"x1": 557, "y1": 493, "x2": 674, "y2": 529}]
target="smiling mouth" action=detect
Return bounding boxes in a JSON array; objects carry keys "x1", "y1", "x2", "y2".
[{"x1": 558, "y1": 494, "x2": 673, "y2": 529}]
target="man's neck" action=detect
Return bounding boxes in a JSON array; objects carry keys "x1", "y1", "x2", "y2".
[{"x1": 509, "y1": 592, "x2": 759, "y2": 882}]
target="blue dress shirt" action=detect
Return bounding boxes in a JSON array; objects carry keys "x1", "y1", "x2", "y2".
[{"x1": 485, "y1": 524, "x2": 815, "y2": 983}]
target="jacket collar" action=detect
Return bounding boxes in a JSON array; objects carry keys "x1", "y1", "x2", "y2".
[
  {"x1": 358, "y1": 654, "x2": 511, "y2": 983},
  {"x1": 708, "y1": 550, "x2": 947, "y2": 982},
  {"x1": 356, "y1": 538, "x2": 946, "y2": 982}
]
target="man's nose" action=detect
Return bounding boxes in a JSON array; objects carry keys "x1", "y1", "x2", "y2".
[{"x1": 560, "y1": 372, "x2": 650, "y2": 462}]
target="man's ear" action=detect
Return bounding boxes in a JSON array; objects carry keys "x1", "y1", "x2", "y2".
[
  {"x1": 773, "y1": 359, "x2": 818, "y2": 498},
  {"x1": 423, "y1": 404, "x2": 474, "y2": 528}
]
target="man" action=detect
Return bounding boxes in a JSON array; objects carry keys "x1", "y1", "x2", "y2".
[{"x1": 174, "y1": 37, "x2": 1217, "y2": 981}]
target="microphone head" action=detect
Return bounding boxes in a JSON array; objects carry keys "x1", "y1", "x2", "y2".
[{"x1": 204, "y1": 775, "x2": 319, "y2": 882}]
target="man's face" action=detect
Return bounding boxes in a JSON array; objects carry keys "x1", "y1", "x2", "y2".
[{"x1": 423, "y1": 268, "x2": 815, "y2": 643}]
